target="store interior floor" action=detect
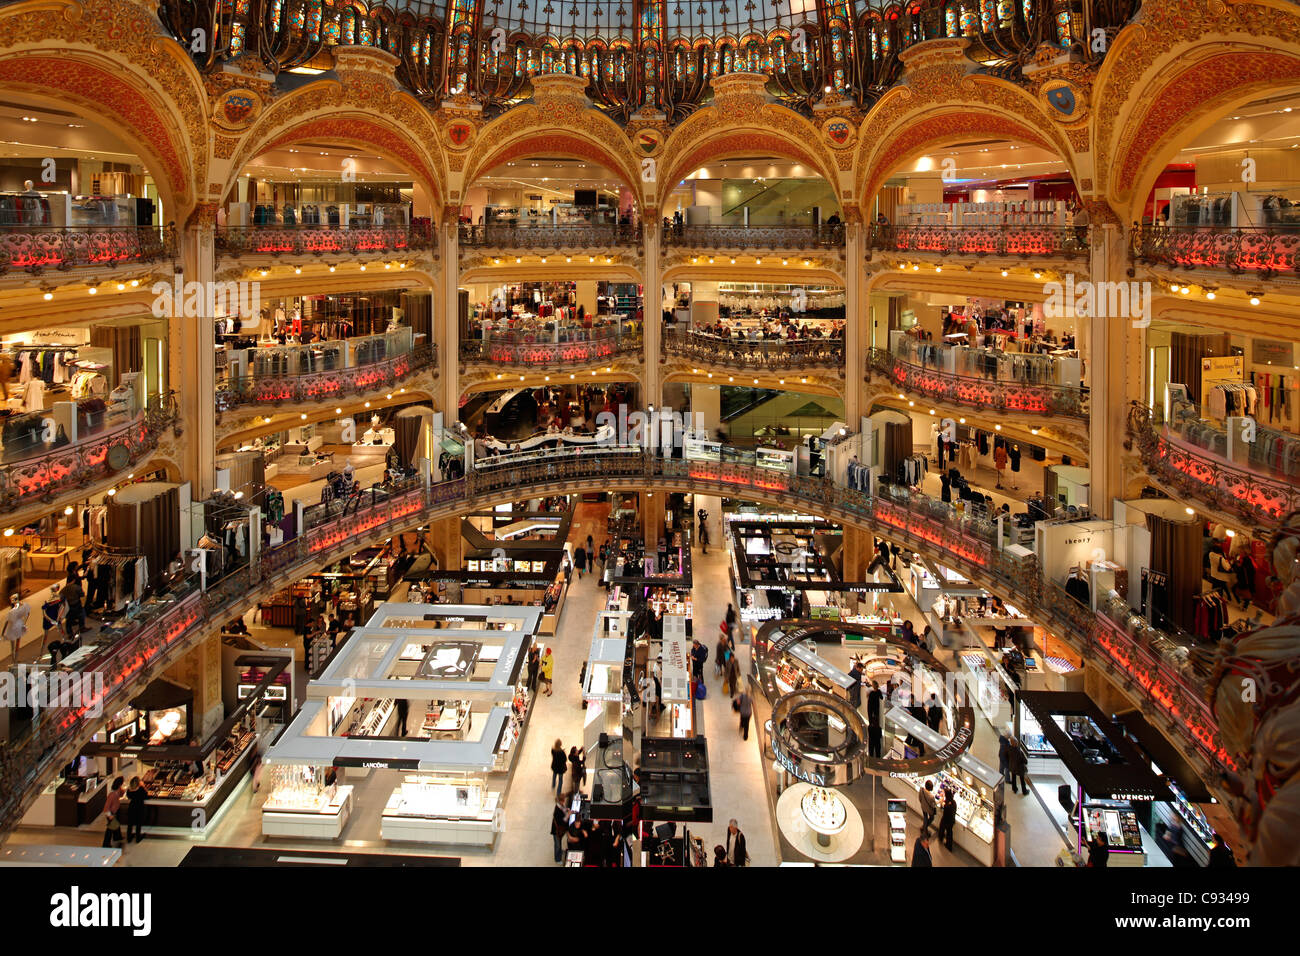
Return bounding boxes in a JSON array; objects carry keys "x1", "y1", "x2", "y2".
[{"x1": 5, "y1": 500, "x2": 1125, "y2": 867}]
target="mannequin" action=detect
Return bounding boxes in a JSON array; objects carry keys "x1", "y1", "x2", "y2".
[{"x1": 3, "y1": 592, "x2": 30, "y2": 662}]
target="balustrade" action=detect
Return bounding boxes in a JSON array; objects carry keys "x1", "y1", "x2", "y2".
[
  {"x1": 0, "y1": 225, "x2": 175, "y2": 274},
  {"x1": 215, "y1": 223, "x2": 434, "y2": 259},
  {"x1": 664, "y1": 329, "x2": 844, "y2": 370},
  {"x1": 1131, "y1": 224, "x2": 1300, "y2": 277},
  {"x1": 215, "y1": 344, "x2": 435, "y2": 412}
]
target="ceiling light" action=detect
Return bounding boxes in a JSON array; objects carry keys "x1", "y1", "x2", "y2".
[
  {"x1": 87, "y1": 287, "x2": 96, "y2": 295},
  {"x1": 328, "y1": 265, "x2": 335, "y2": 272},
  {"x1": 294, "y1": 267, "x2": 302, "y2": 274},
  {"x1": 42, "y1": 292, "x2": 52, "y2": 301},
  {"x1": 1179, "y1": 286, "x2": 1190, "y2": 295},
  {"x1": 300, "y1": 413, "x2": 307, "y2": 420},
  {"x1": 1185, "y1": 507, "x2": 1195, "y2": 515},
  {"x1": 1001, "y1": 270, "x2": 1008, "y2": 277},
  {"x1": 994, "y1": 424, "x2": 1002, "y2": 431},
  {"x1": 1205, "y1": 291, "x2": 1216, "y2": 300},
  {"x1": 1250, "y1": 294, "x2": 1261, "y2": 306}
]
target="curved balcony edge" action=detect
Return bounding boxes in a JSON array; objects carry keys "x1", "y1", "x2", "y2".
[
  {"x1": 0, "y1": 225, "x2": 176, "y2": 276},
  {"x1": 866, "y1": 347, "x2": 1090, "y2": 421},
  {"x1": 1127, "y1": 401, "x2": 1300, "y2": 529},
  {"x1": 0, "y1": 446, "x2": 1236, "y2": 836},
  {"x1": 663, "y1": 329, "x2": 845, "y2": 372}
]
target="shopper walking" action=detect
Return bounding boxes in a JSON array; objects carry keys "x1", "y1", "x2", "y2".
[
  {"x1": 937, "y1": 787, "x2": 958, "y2": 851},
  {"x1": 573, "y1": 545, "x2": 587, "y2": 580},
  {"x1": 919, "y1": 780, "x2": 938, "y2": 836},
  {"x1": 551, "y1": 796, "x2": 568, "y2": 863},
  {"x1": 60, "y1": 566, "x2": 86, "y2": 643},
  {"x1": 997, "y1": 728, "x2": 1013, "y2": 780},
  {"x1": 395, "y1": 696, "x2": 409, "y2": 737},
  {"x1": 867, "y1": 681, "x2": 884, "y2": 758},
  {"x1": 125, "y1": 776, "x2": 148, "y2": 844},
  {"x1": 724, "y1": 651, "x2": 740, "y2": 699},
  {"x1": 847, "y1": 660, "x2": 864, "y2": 710},
  {"x1": 690, "y1": 639, "x2": 707, "y2": 682},
  {"x1": 725, "y1": 603, "x2": 737, "y2": 642},
  {"x1": 714, "y1": 631, "x2": 729, "y2": 678},
  {"x1": 911, "y1": 832, "x2": 934, "y2": 867},
  {"x1": 866, "y1": 538, "x2": 891, "y2": 575},
  {"x1": 586, "y1": 534, "x2": 594, "y2": 561},
  {"x1": 725, "y1": 819, "x2": 749, "y2": 866},
  {"x1": 550, "y1": 739, "x2": 568, "y2": 794},
  {"x1": 101, "y1": 776, "x2": 126, "y2": 849},
  {"x1": 540, "y1": 647, "x2": 555, "y2": 696},
  {"x1": 994, "y1": 442, "x2": 1008, "y2": 489},
  {"x1": 926, "y1": 693, "x2": 943, "y2": 733},
  {"x1": 1007, "y1": 736, "x2": 1029, "y2": 795},
  {"x1": 736, "y1": 690, "x2": 753, "y2": 740},
  {"x1": 568, "y1": 745, "x2": 587, "y2": 793}
]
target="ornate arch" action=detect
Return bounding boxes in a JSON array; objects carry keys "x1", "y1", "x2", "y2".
[
  {"x1": 1092, "y1": 1, "x2": 1300, "y2": 222},
  {"x1": 0, "y1": 0, "x2": 210, "y2": 218},
  {"x1": 853, "y1": 68, "x2": 1080, "y2": 212},
  {"x1": 218, "y1": 64, "x2": 447, "y2": 216},
  {"x1": 657, "y1": 92, "x2": 845, "y2": 207},
  {"x1": 457, "y1": 92, "x2": 644, "y2": 205}
]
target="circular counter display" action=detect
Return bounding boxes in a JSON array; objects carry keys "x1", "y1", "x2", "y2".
[
  {"x1": 777, "y1": 782, "x2": 864, "y2": 862},
  {"x1": 800, "y1": 786, "x2": 848, "y2": 845}
]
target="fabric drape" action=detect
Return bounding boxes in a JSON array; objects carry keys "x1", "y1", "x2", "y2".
[
  {"x1": 1169, "y1": 331, "x2": 1230, "y2": 407},
  {"x1": 106, "y1": 486, "x2": 179, "y2": 590},
  {"x1": 1145, "y1": 514, "x2": 1200, "y2": 632},
  {"x1": 393, "y1": 416, "x2": 421, "y2": 465},
  {"x1": 90, "y1": 325, "x2": 142, "y2": 387}
]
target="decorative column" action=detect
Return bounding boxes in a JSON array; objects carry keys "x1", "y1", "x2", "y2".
[
  {"x1": 843, "y1": 211, "x2": 865, "y2": 422},
  {"x1": 440, "y1": 204, "x2": 461, "y2": 422},
  {"x1": 1086, "y1": 215, "x2": 1138, "y2": 520},
  {"x1": 642, "y1": 216, "x2": 663, "y2": 407},
  {"x1": 427, "y1": 516, "x2": 463, "y2": 571},
  {"x1": 178, "y1": 202, "x2": 218, "y2": 499},
  {"x1": 641, "y1": 492, "x2": 666, "y2": 549}
]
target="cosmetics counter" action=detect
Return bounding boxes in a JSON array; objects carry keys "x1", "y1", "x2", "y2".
[
  {"x1": 1016, "y1": 691, "x2": 1178, "y2": 867},
  {"x1": 261, "y1": 602, "x2": 542, "y2": 845},
  {"x1": 261, "y1": 765, "x2": 355, "y2": 839},
  {"x1": 883, "y1": 707, "x2": 1002, "y2": 866}
]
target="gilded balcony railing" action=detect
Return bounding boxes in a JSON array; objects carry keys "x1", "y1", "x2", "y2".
[
  {"x1": 0, "y1": 224, "x2": 175, "y2": 275},
  {"x1": 215, "y1": 223, "x2": 435, "y2": 259},
  {"x1": 0, "y1": 394, "x2": 177, "y2": 514},
  {"x1": 457, "y1": 222, "x2": 640, "y2": 248},
  {"x1": 1127, "y1": 401, "x2": 1300, "y2": 527},
  {"x1": 867, "y1": 347, "x2": 1090, "y2": 420},
  {"x1": 459, "y1": 329, "x2": 642, "y2": 367},
  {"x1": 664, "y1": 329, "x2": 844, "y2": 371},
  {"x1": 215, "y1": 344, "x2": 436, "y2": 413},
  {"x1": 870, "y1": 223, "x2": 1088, "y2": 259},
  {"x1": 662, "y1": 223, "x2": 845, "y2": 250},
  {"x1": 0, "y1": 431, "x2": 1235, "y2": 835},
  {"x1": 1131, "y1": 224, "x2": 1300, "y2": 277}
]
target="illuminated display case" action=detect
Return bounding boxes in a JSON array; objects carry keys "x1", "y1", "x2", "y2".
[
  {"x1": 380, "y1": 774, "x2": 503, "y2": 846},
  {"x1": 261, "y1": 764, "x2": 355, "y2": 839}
]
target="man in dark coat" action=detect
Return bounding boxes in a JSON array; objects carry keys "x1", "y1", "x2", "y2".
[{"x1": 911, "y1": 833, "x2": 933, "y2": 866}]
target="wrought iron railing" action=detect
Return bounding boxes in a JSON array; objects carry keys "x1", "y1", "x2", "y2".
[
  {"x1": 215, "y1": 344, "x2": 435, "y2": 413},
  {"x1": 662, "y1": 223, "x2": 845, "y2": 250},
  {"x1": 870, "y1": 223, "x2": 1088, "y2": 259},
  {"x1": 1127, "y1": 401, "x2": 1300, "y2": 527},
  {"x1": 1130, "y1": 224, "x2": 1300, "y2": 277},
  {"x1": 459, "y1": 329, "x2": 641, "y2": 366},
  {"x1": 457, "y1": 222, "x2": 639, "y2": 248},
  {"x1": 867, "y1": 347, "x2": 1090, "y2": 420},
  {"x1": 0, "y1": 394, "x2": 178, "y2": 514},
  {"x1": 215, "y1": 223, "x2": 434, "y2": 259},
  {"x1": 0, "y1": 224, "x2": 175, "y2": 275},
  {"x1": 664, "y1": 329, "x2": 844, "y2": 371},
  {"x1": 0, "y1": 433, "x2": 1234, "y2": 835}
]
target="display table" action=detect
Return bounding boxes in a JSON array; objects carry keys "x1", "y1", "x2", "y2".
[
  {"x1": 775, "y1": 782, "x2": 864, "y2": 863},
  {"x1": 261, "y1": 785, "x2": 354, "y2": 840},
  {"x1": 284, "y1": 435, "x2": 324, "y2": 456},
  {"x1": 380, "y1": 782, "x2": 501, "y2": 847}
]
